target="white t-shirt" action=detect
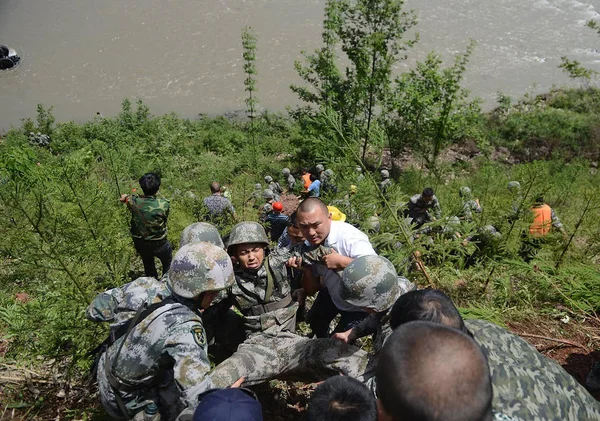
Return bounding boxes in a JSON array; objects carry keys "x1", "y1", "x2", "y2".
[{"x1": 309, "y1": 221, "x2": 376, "y2": 312}]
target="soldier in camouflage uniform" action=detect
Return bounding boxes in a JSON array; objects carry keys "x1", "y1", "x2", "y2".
[
  {"x1": 259, "y1": 189, "x2": 275, "y2": 222},
  {"x1": 217, "y1": 221, "x2": 299, "y2": 337},
  {"x1": 385, "y1": 289, "x2": 600, "y2": 421},
  {"x1": 86, "y1": 223, "x2": 225, "y2": 331},
  {"x1": 247, "y1": 183, "x2": 263, "y2": 209},
  {"x1": 315, "y1": 164, "x2": 326, "y2": 184},
  {"x1": 321, "y1": 169, "x2": 338, "y2": 196},
  {"x1": 507, "y1": 180, "x2": 523, "y2": 221},
  {"x1": 404, "y1": 187, "x2": 442, "y2": 228},
  {"x1": 264, "y1": 176, "x2": 282, "y2": 199},
  {"x1": 282, "y1": 168, "x2": 295, "y2": 192},
  {"x1": 379, "y1": 169, "x2": 393, "y2": 198},
  {"x1": 332, "y1": 255, "x2": 415, "y2": 353},
  {"x1": 458, "y1": 186, "x2": 482, "y2": 222},
  {"x1": 120, "y1": 172, "x2": 172, "y2": 279},
  {"x1": 96, "y1": 242, "x2": 235, "y2": 421}
]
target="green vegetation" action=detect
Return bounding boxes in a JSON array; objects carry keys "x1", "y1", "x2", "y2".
[{"x1": 1, "y1": 0, "x2": 600, "y2": 417}]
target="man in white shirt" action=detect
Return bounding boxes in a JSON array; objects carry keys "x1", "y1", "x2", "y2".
[{"x1": 289, "y1": 198, "x2": 376, "y2": 337}]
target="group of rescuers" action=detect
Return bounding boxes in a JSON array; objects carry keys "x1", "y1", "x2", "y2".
[{"x1": 85, "y1": 171, "x2": 598, "y2": 421}]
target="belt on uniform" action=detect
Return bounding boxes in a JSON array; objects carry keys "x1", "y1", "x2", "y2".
[{"x1": 246, "y1": 294, "x2": 293, "y2": 317}]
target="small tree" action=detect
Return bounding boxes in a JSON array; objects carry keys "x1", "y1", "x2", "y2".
[
  {"x1": 291, "y1": 0, "x2": 417, "y2": 162},
  {"x1": 387, "y1": 42, "x2": 482, "y2": 176},
  {"x1": 242, "y1": 26, "x2": 260, "y2": 156}
]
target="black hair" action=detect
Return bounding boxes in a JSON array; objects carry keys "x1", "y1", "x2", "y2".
[
  {"x1": 310, "y1": 173, "x2": 318, "y2": 182},
  {"x1": 534, "y1": 195, "x2": 544, "y2": 204},
  {"x1": 422, "y1": 187, "x2": 434, "y2": 197},
  {"x1": 139, "y1": 173, "x2": 161, "y2": 196},
  {"x1": 287, "y1": 211, "x2": 298, "y2": 228},
  {"x1": 307, "y1": 376, "x2": 377, "y2": 421},
  {"x1": 377, "y1": 321, "x2": 493, "y2": 421},
  {"x1": 210, "y1": 182, "x2": 221, "y2": 194},
  {"x1": 389, "y1": 289, "x2": 469, "y2": 334}
]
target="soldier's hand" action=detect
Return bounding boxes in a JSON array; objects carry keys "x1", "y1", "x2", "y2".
[
  {"x1": 119, "y1": 194, "x2": 128, "y2": 203},
  {"x1": 322, "y1": 249, "x2": 352, "y2": 270},
  {"x1": 332, "y1": 328, "x2": 353, "y2": 344},
  {"x1": 287, "y1": 255, "x2": 303, "y2": 268},
  {"x1": 292, "y1": 288, "x2": 307, "y2": 307}
]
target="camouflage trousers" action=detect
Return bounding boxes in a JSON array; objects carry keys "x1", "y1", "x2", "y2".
[
  {"x1": 207, "y1": 329, "x2": 376, "y2": 388},
  {"x1": 97, "y1": 352, "x2": 184, "y2": 421}
]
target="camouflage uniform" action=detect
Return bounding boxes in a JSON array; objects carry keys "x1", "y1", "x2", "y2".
[
  {"x1": 282, "y1": 168, "x2": 295, "y2": 191},
  {"x1": 466, "y1": 319, "x2": 600, "y2": 421},
  {"x1": 96, "y1": 242, "x2": 235, "y2": 421},
  {"x1": 224, "y1": 222, "x2": 298, "y2": 336},
  {"x1": 355, "y1": 166, "x2": 365, "y2": 182},
  {"x1": 125, "y1": 194, "x2": 172, "y2": 279},
  {"x1": 125, "y1": 195, "x2": 169, "y2": 241},
  {"x1": 264, "y1": 176, "x2": 283, "y2": 199},
  {"x1": 322, "y1": 169, "x2": 338, "y2": 195},
  {"x1": 379, "y1": 170, "x2": 393, "y2": 197},
  {"x1": 405, "y1": 193, "x2": 442, "y2": 227},
  {"x1": 360, "y1": 319, "x2": 600, "y2": 420},
  {"x1": 459, "y1": 186, "x2": 482, "y2": 221},
  {"x1": 259, "y1": 190, "x2": 275, "y2": 222},
  {"x1": 507, "y1": 181, "x2": 523, "y2": 220},
  {"x1": 248, "y1": 183, "x2": 263, "y2": 209}
]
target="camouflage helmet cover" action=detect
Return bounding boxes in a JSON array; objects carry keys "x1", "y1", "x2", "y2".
[
  {"x1": 168, "y1": 242, "x2": 235, "y2": 299},
  {"x1": 255, "y1": 183, "x2": 262, "y2": 190},
  {"x1": 355, "y1": 166, "x2": 363, "y2": 173},
  {"x1": 282, "y1": 168, "x2": 290, "y2": 176},
  {"x1": 459, "y1": 186, "x2": 472, "y2": 198},
  {"x1": 316, "y1": 164, "x2": 325, "y2": 172},
  {"x1": 381, "y1": 169, "x2": 389, "y2": 178},
  {"x1": 341, "y1": 255, "x2": 402, "y2": 311},
  {"x1": 227, "y1": 221, "x2": 269, "y2": 251},
  {"x1": 324, "y1": 169, "x2": 334, "y2": 177},
  {"x1": 264, "y1": 175, "x2": 273, "y2": 183},
  {"x1": 179, "y1": 222, "x2": 225, "y2": 249},
  {"x1": 263, "y1": 189, "x2": 274, "y2": 199},
  {"x1": 507, "y1": 181, "x2": 521, "y2": 192}
]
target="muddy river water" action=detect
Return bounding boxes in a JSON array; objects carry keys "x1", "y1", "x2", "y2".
[{"x1": 1, "y1": 0, "x2": 600, "y2": 130}]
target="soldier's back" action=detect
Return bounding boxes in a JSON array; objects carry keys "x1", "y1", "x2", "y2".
[{"x1": 466, "y1": 319, "x2": 600, "y2": 421}]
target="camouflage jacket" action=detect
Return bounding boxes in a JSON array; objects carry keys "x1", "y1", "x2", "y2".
[
  {"x1": 268, "y1": 181, "x2": 283, "y2": 195},
  {"x1": 86, "y1": 276, "x2": 171, "y2": 329},
  {"x1": 407, "y1": 194, "x2": 442, "y2": 220},
  {"x1": 228, "y1": 248, "x2": 297, "y2": 334},
  {"x1": 461, "y1": 199, "x2": 482, "y2": 221},
  {"x1": 379, "y1": 178, "x2": 393, "y2": 195},
  {"x1": 466, "y1": 319, "x2": 600, "y2": 421},
  {"x1": 104, "y1": 301, "x2": 211, "y2": 407},
  {"x1": 126, "y1": 195, "x2": 170, "y2": 240},
  {"x1": 286, "y1": 174, "x2": 296, "y2": 190}
]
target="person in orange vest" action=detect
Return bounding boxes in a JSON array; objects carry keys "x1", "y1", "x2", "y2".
[
  {"x1": 301, "y1": 168, "x2": 312, "y2": 190},
  {"x1": 520, "y1": 195, "x2": 565, "y2": 262},
  {"x1": 528, "y1": 195, "x2": 565, "y2": 237}
]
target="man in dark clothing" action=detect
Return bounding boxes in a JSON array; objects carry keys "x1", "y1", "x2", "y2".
[{"x1": 120, "y1": 172, "x2": 172, "y2": 278}]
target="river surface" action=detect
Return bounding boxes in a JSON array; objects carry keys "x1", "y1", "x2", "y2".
[{"x1": 1, "y1": 0, "x2": 600, "y2": 130}]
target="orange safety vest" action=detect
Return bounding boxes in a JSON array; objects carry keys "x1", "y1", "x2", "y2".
[
  {"x1": 302, "y1": 173, "x2": 312, "y2": 189},
  {"x1": 529, "y1": 204, "x2": 552, "y2": 237}
]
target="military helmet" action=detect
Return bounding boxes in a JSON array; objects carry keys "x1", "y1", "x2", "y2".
[
  {"x1": 381, "y1": 169, "x2": 389, "y2": 178},
  {"x1": 355, "y1": 166, "x2": 363, "y2": 173},
  {"x1": 282, "y1": 168, "x2": 290, "y2": 176},
  {"x1": 254, "y1": 183, "x2": 262, "y2": 190},
  {"x1": 507, "y1": 181, "x2": 521, "y2": 192},
  {"x1": 316, "y1": 164, "x2": 325, "y2": 172},
  {"x1": 263, "y1": 189, "x2": 274, "y2": 199},
  {"x1": 227, "y1": 221, "x2": 269, "y2": 251},
  {"x1": 324, "y1": 169, "x2": 334, "y2": 177},
  {"x1": 180, "y1": 222, "x2": 225, "y2": 249},
  {"x1": 168, "y1": 242, "x2": 235, "y2": 299},
  {"x1": 459, "y1": 186, "x2": 472, "y2": 198},
  {"x1": 366, "y1": 215, "x2": 381, "y2": 233},
  {"x1": 340, "y1": 255, "x2": 400, "y2": 312},
  {"x1": 264, "y1": 175, "x2": 273, "y2": 183}
]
